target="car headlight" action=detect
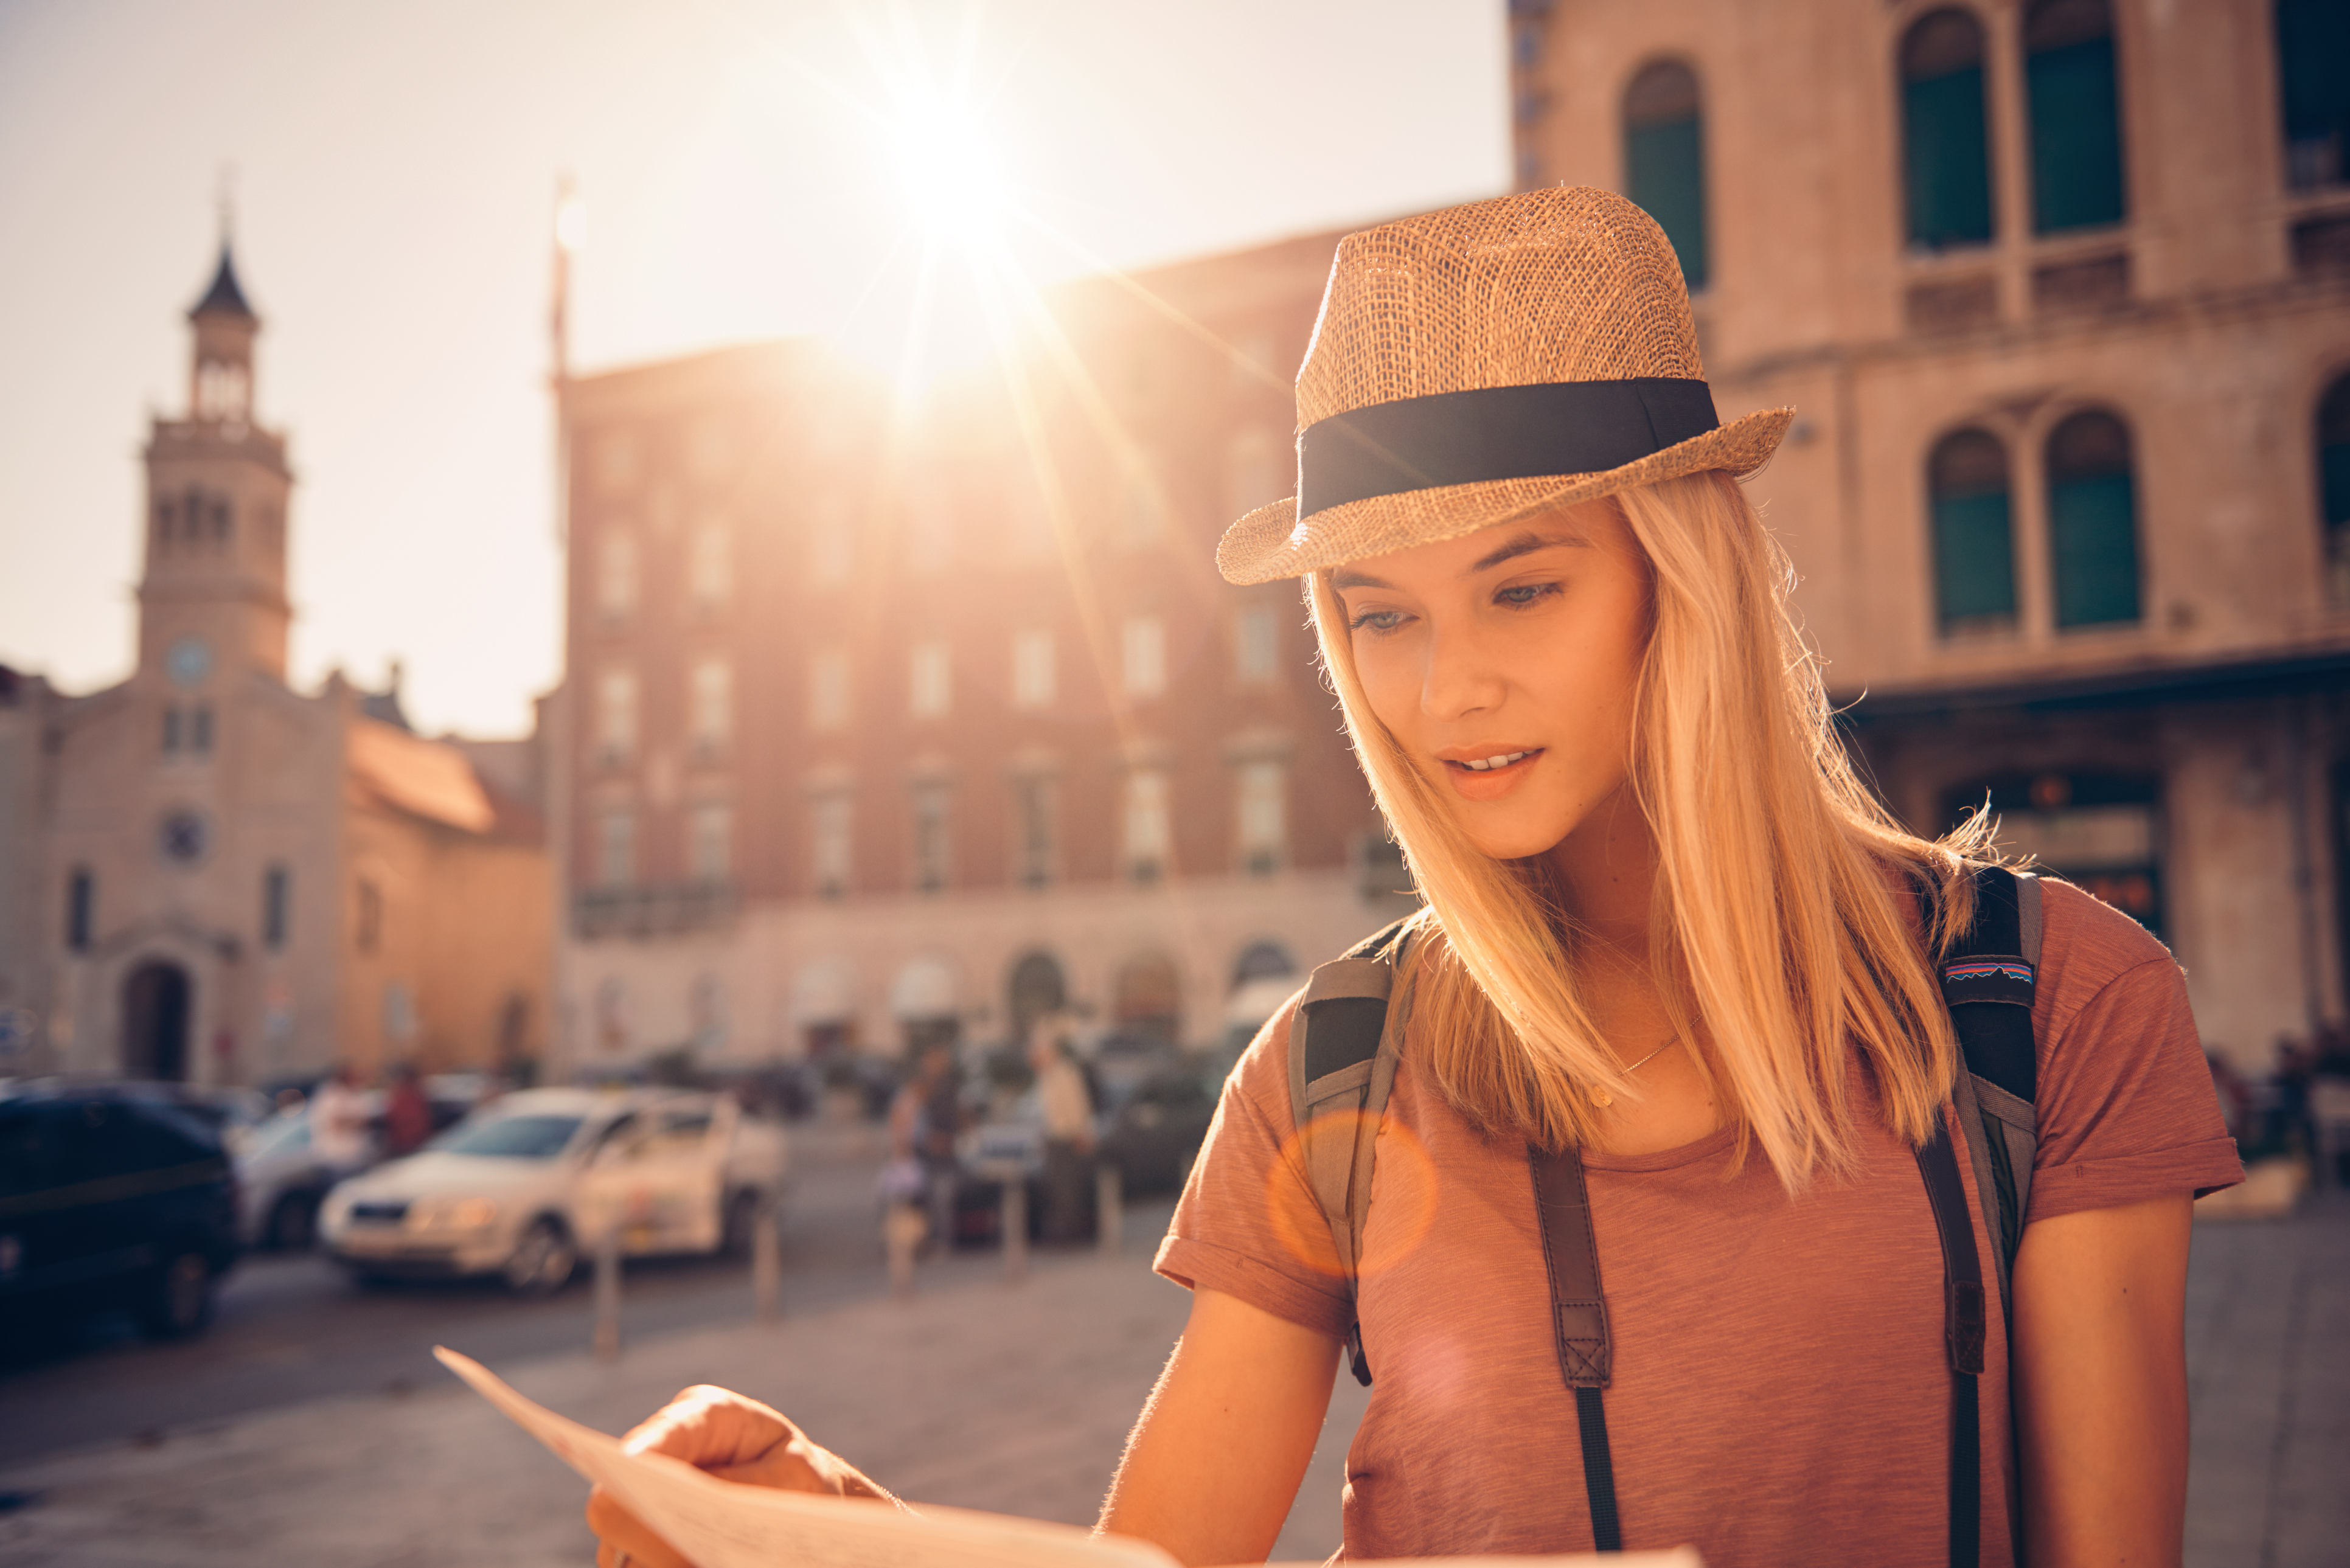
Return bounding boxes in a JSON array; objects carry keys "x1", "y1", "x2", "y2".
[{"x1": 408, "y1": 1196, "x2": 500, "y2": 1232}]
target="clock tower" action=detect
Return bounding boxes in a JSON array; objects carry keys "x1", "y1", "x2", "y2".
[{"x1": 139, "y1": 243, "x2": 294, "y2": 689}]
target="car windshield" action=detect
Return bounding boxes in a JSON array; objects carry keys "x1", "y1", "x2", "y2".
[
  {"x1": 431, "y1": 1114, "x2": 584, "y2": 1159},
  {"x1": 243, "y1": 1112, "x2": 311, "y2": 1160}
]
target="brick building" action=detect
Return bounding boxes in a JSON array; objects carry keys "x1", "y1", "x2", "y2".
[
  {"x1": 1509, "y1": 0, "x2": 2350, "y2": 1064},
  {"x1": 549, "y1": 231, "x2": 1408, "y2": 1075}
]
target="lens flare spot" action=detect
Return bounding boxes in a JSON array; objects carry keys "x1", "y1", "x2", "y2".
[{"x1": 1265, "y1": 1109, "x2": 1441, "y2": 1283}]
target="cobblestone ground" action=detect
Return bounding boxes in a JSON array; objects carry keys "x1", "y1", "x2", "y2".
[
  {"x1": 0, "y1": 1197, "x2": 2335, "y2": 1567},
  {"x1": 2183, "y1": 1190, "x2": 2350, "y2": 1568}
]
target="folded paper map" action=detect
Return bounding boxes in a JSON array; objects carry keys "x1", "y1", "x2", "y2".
[{"x1": 434, "y1": 1345, "x2": 1701, "y2": 1568}]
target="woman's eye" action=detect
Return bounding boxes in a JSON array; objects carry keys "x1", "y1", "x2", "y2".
[
  {"x1": 1495, "y1": 582, "x2": 1559, "y2": 608},
  {"x1": 1349, "y1": 608, "x2": 1408, "y2": 633}
]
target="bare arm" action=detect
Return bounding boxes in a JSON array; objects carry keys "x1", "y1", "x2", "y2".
[
  {"x1": 2009, "y1": 1193, "x2": 2193, "y2": 1567},
  {"x1": 1099, "y1": 1286, "x2": 1343, "y2": 1567}
]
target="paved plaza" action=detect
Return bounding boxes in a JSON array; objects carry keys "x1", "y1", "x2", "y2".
[{"x1": 0, "y1": 1195, "x2": 2337, "y2": 1567}]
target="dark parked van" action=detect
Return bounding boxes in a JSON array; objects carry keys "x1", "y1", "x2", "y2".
[{"x1": 0, "y1": 1081, "x2": 241, "y2": 1339}]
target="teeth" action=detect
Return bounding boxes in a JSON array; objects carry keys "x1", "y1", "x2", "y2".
[{"x1": 1462, "y1": 751, "x2": 1531, "y2": 772}]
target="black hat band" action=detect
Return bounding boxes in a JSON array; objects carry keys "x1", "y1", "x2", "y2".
[{"x1": 1295, "y1": 377, "x2": 1722, "y2": 521}]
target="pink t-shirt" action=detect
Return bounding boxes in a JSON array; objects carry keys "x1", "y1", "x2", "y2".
[{"x1": 1155, "y1": 879, "x2": 2241, "y2": 1566}]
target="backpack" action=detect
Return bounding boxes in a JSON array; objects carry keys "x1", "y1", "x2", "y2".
[{"x1": 1285, "y1": 864, "x2": 2043, "y2": 1566}]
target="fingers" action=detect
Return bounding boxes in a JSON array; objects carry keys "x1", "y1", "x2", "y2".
[
  {"x1": 620, "y1": 1386, "x2": 797, "y2": 1469},
  {"x1": 586, "y1": 1485, "x2": 694, "y2": 1568}
]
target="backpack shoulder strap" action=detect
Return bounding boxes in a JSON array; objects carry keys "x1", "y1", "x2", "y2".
[
  {"x1": 1940, "y1": 864, "x2": 2042, "y2": 1313},
  {"x1": 1286, "y1": 917, "x2": 1414, "y2": 1384}
]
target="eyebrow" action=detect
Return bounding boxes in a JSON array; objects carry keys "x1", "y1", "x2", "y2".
[
  {"x1": 1329, "y1": 530, "x2": 1583, "y2": 591},
  {"x1": 1472, "y1": 530, "x2": 1584, "y2": 572}
]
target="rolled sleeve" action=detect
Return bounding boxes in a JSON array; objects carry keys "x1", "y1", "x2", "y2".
[
  {"x1": 1153, "y1": 996, "x2": 1352, "y2": 1342},
  {"x1": 2025, "y1": 887, "x2": 2244, "y2": 1224}
]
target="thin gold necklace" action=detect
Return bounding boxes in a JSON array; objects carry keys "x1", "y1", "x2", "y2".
[{"x1": 1587, "y1": 1036, "x2": 1678, "y2": 1109}]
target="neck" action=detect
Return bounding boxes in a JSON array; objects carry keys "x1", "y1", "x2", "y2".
[{"x1": 1542, "y1": 781, "x2": 1661, "y2": 956}]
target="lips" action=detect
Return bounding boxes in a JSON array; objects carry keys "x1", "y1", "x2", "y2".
[{"x1": 1437, "y1": 747, "x2": 1545, "y2": 800}]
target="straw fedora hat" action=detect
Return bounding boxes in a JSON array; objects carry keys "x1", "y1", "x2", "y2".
[{"x1": 1215, "y1": 186, "x2": 1793, "y2": 586}]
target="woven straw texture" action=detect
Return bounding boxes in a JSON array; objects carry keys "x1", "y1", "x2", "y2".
[{"x1": 1217, "y1": 186, "x2": 1793, "y2": 585}]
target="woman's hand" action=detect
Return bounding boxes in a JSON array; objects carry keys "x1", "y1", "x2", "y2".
[{"x1": 585, "y1": 1384, "x2": 900, "y2": 1568}]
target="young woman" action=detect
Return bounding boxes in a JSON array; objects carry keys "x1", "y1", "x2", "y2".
[{"x1": 587, "y1": 187, "x2": 2240, "y2": 1568}]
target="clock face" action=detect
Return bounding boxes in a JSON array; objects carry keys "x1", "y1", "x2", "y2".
[
  {"x1": 165, "y1": 636, "x2": 212, "y2": 687},
  {"x1": 158, "y1": 808, "x2": 210, "y2": 867}
]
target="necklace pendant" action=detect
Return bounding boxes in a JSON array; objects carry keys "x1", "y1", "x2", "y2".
[{"x1": 1588, "y1": 1086, "x2": 1613, "y2": 1109}]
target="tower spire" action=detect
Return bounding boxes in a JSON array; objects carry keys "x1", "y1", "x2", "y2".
[{"x1": 192, "y1": 163, "x2": 255, "y2": 322}]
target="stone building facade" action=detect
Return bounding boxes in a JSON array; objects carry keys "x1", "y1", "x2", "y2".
[
  {"x1": 549, "y1": 232, "x2": 1410, "y2": 1077},
  {"x1": 0, "y1": 247, "x2": 552, "y2": 1088},
  {"x1": 1509, "y1": 0, "x2": 2350, "y2": 1065}
]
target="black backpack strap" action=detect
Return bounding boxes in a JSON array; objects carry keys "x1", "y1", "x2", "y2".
[
  {"x1": 1286, "y1": 917, "x2": 1413, "y2": 1384},
  {"x1": 1940, "y1": 866, "x2": 2036, "y2": 1100},
  {"x1": 1940, "y1": 866, "x2": 2042, "y2": 1298},
  {"x1": 1916, "y1": 1119, "x2": 1988, "y2": 1568},
  {"x1": 1926, "y1": 862, "x2": 2043, "y2": 1567},
  {"x1": 1529, "y1": 1145, "x2": 1622, "y2": 1553}
]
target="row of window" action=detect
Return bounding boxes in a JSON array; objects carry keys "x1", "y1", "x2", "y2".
[
  {"x1": 589, "y1": 609, "x2": 1287, "y2": 763},
  {"x1": 590, "y1": 758, "x2": 1292, "y2": 897},
  {"x1": 1928, "y1": 370, "x2": 2350, "y2": 634},
  {"x1": 593, "y1": 934, "x2": 1297, "y2": 1057},
  {"x1": 63, "y1": 863, "x2": 292, "y2": 952},
  {"x1": 1569, "y1": 1, "x2": 2349, "y2": 290},
  {"x1": 1928, "y1": 409, "x2": 2138, "y2": 633},
  {"x1": 1899, "y1": 0, "x2": 2129, "y2": 251},
  {"x1": 586, "y1": 430, "x2": 1294, "y2": 625},
  {"x1": 153, "y1": 486, "x2": 234, "y2": 548}
]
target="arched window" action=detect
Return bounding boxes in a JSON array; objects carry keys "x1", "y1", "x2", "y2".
[
  {"x1": 1007, "y1": 951, "x2": 1068, "y2": 1049},
  {"x1": 1901, "y1": 9, "x2": 1995, "y2": 249},
  {"x1": 1928, "y1": 429, "x2": 2017, "y2": 633},
  {"x1": 2318, "y1": 372, "x2": 2350, "y2": 581},
  {"x1": 1114, "y1": 951, "x2": 1182, "y2": 1044},
  {"x1": 2045, "y1": 409, "x2": 2141, "y2": 628},
  {"x1": 2277, "y1": 1, "x2": 2350, "y2": 188},
  {"x1": 1623, "y1": 61, "x2": 1709, "y2": 289},
  {"x1": 2025, "y1": 0, "x2": 2127, "y2": 232}
]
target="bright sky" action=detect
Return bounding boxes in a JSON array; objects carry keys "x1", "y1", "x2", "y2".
[{"x1": 0, "y1": 0, "x2": 1508, "y2": 737}]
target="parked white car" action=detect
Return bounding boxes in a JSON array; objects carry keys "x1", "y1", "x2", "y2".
[{"x1": 319, "y1": 1088, "x2": 788, "y2": 1294}]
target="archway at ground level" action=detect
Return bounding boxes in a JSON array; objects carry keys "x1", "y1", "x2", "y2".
[
  {"x1": 891, "y1": 956, "x2": 961, "y2": 1059},
  {"x1": 122, "y1": 960, "x2": 192, "y2": 1082},
  {"x1": 1007, "y1": 951, "x2": 1067, "y2": 1050},
  {"x1": 1113, "y1": 951, "x2": 1181, "y2": 1044}
]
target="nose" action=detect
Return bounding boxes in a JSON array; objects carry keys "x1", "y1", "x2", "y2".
[{"x1": 1419, "y1": 622, "x2": 1506, "y2": 723}]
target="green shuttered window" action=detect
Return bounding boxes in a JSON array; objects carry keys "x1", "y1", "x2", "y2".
[
  {"x1": 1930, "y1": 429, "x2": 2017, "y2": 631},
  {"x1": 2026, "y1": 0, "x2": 2127, "y2": 233},
  {"x1": 2319, "y1": 374, "x2": 2350, "y2": 577},
  {"x1": 1624, "y1": 62, "x2": 1708, "y2": 290},
  {"x1": 2277, "y1": 0, "x2": 2350, "y2": 189},
  {"x1": 2046, "y1": 411, "x2": 2141, "y2": 628},
  {"x1": 1902, "y1": 9, "x2": 1995, "y2": 249}
]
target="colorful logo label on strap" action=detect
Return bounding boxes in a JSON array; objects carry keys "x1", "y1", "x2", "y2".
[
  {"x1": 1943, "y1": 961, "x2": 2033, "y2": 984},
  {"x1": 1941, "y1": 957, "x2": 2035, "y2": 1006}
]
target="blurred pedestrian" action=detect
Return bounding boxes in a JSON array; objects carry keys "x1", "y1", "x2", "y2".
[
  {"x1": 308, "y1": 1061, "x2": 372, "y2": 1176},
  {"x1": 1031, "y1": 1016, "x2": 1096, "y2": 1244},
  {"x1": 384, "y1": 1063, "x2": 433, "y2": 1156},
  {"x1": 888, "y1": 1044, "x2": 962, "y2": 1254}
]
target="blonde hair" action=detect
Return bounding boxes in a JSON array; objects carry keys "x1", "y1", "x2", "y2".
[{"x1": 1310, "y1": 470, "x2": 1989, "y2": 1188}]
